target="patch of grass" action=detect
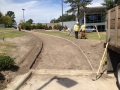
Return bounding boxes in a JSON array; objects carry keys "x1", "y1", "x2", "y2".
[
  {"x1": 0, "y1": 27, "x2": 12, "y2": 30},
  {"x1": 42, "y1": 31, "x2": 106, "y2": 40},
  {"x1": 0, "y1": 42, "x2": 16, "y2": 54},
  {"x1": 86, "y1": 32, "x2": 106, "y2": 40},
  {"x1": 44, "y1": 31, "x2": 72, "y2": 37},
  {"x1": 0, "y1": 30, "x2": 26, "y2": 38},
  {"x1": 0, "y1": 28, "x2": 26, "y2": 54}
]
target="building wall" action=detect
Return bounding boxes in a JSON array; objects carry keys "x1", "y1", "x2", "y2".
[
  {"x1": 0, "y1": 24, "x2": 5, "y2": 27},
  {"x1": 60, "y1": 21, "x2": 76, "y2": 30}
]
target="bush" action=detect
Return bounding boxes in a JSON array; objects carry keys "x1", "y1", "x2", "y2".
[
  {"x1": 0, "y1": 55, "x2": 14, "y2": 70},
  {"x1": 49, "y1": 26, "x2": 52, "y2": 30}
]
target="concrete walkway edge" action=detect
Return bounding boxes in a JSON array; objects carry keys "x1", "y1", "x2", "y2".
[{"x1": 5, "y1": 71, "x2": 32, "y2": 90}]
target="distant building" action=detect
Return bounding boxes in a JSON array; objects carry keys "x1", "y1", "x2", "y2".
[
  {"x1": 81, "y1": 6, "x2": 106, "y2": 31},
  {"x1": 60, "y1": 21, "x2": 76, "y2": 30},
  {"x1": 31, "y1": 23, "x2": 59, "y2": 29},
  {"x1": 60, "y1": 6, "x2": 106, "y2": 32}
]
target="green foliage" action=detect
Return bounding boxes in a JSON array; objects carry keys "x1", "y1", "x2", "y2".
[
  {"x1": 26, "y1": 19, "x2": 33, "y2": 24},
  {"x1": 64, "y1": 0, "x2": 91, "y2": 21},
  {"x1": 49, "y1": 26, "x2": 52, "y2": 30},
  {"x1": 0, "y1": 30, "x2": 26, "y2": 38},
  {"x1": 31, "y1": 25, "x2": 36, "y2": 30},
  {"x1": 21, "y1": 22, "x2": 31, "y2": 30},
  {"x1": 102, "y1": 0, "x2": 116, "y2": 10},
  {"x1": 64, "y1": 25, "x2": 68, "y2": 30},
  {"x1": 1, "y1": 16, "x2": 13, "y2": 27},
  {"x1": 0, "y1": 12, "x2": 3, "y2": 24},
  {"x1": 5, "y1": 11, "x2": 15, "y2": 20},
  {"x1": 0, "y1": 55, "x2": 14, "y2": 70},
  {"x1": 115, "y1": 0, "x2": 120, "y2": 5},
  {"x1": 53, "y1": 24, "x2": 62, "y2": 30},
  {"x1": 0, "y1": 11, "x2": 16, "y2": 26},
  {"x1": 36, "y1": 23, "x2": 44, "y2": 29},
  {"x1": 50, "y1": 14, "x2": 76, "y2": 23}
]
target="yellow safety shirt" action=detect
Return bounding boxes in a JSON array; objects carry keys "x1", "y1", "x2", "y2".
[
  {"x1": 74, "y1": 24, "x2": 80, "y2": 31},
  {"x1": 81, "y1": 25, "x2": 85, "y2": 31}
]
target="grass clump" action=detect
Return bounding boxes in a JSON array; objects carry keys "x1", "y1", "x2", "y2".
[{"x1": 0, "y1": 55, "x2": 14, "y2": 70}]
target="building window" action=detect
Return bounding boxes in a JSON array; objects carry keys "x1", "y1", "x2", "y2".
[{"x1": 86, "y1": 14, "x2": 105, "y2": 23}]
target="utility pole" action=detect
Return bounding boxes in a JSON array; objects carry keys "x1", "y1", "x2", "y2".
[
  {"x1": 22, "y1": 9, "x2": 25, "y2": 22},
  {"x1": 61, "y1": 0, "x2": 63, "y2": 29}
]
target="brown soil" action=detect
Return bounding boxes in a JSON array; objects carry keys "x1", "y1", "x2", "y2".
[
  {"x1": 0, "y1": 30, "x2": 105, "y2": 90},
  {"x1": 0, "y1": 32, "x2": 36, "y2": 90}
]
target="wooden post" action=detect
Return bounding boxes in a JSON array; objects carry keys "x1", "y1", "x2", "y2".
[
  {"x1": 107, "y1": 10, "x2": 110, "y2": 41},
  {"x1": 115, "y1": 6, "x2": 118, "y2": 47}
]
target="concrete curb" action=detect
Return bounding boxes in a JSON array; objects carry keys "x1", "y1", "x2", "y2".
[
  {"x1": 31, "y1": 69, "x2": 94, "y2": 76},
  {"x1": 5, "y1": 71, "x2": 32, "y2": 90}
]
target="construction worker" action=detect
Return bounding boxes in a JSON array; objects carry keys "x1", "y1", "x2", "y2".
[
  {"x1": 80, "y1": 24, "x2": 86, "y2": 39},
  {"x1": 74, "y1": 22, "x2": 80, "y2": 39},
  {"x1": 18, "y1": 23, "x2": 21, "y2": 31},
  {"x1": 81, "y1": 24, "x2": 86, "y2": 32}
]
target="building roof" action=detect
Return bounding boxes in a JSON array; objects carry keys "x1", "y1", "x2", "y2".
[
  {"x1": 86, "y1": 7, "x2": 106, "y2": 14},
  {"x1": 80, "y1": 6, "x2": 106, "y2": 14}
]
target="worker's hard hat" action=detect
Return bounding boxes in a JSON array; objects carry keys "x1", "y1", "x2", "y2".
[{"x1": 76, "y1": 22, "x2": 79, "y2": 24}]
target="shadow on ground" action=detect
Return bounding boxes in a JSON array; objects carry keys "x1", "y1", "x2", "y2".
[{"x1": 37, "y1": 76, "x2": 78, "y2": 90}]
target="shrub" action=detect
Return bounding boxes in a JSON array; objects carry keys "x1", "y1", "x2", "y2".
[
  {"x1": 49, "y1": 26, "x2": 52, "y2": 30},
  {"x1": 0, "y1": 55, "x2": 14, "y2": 70}
]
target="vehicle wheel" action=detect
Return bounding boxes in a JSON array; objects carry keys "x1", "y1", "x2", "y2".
[{"x1": 117, "y1": 63, "x2": 120, "y2": 89}]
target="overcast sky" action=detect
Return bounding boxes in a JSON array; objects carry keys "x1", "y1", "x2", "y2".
[{"x1": 0, "y1": 0, "x2": 104, "y2": 23}]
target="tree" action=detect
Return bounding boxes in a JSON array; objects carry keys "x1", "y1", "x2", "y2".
[
  {"x1": 1, "y1": 16, "x2": 13, "y2": 27},
  {"x1": 50, "y1": 14, "x2": 76, "y2": 23},
  {"x1": 115, "y1": 0, "x2": 120, "y2": 5},
  {"x1": 36, "y1": 23, "x2": 44, "y2": 29},
  {"x1": 64, "y1": 0, "x2": 91, "y2": 22},
  {"x1": 26, "y1": 19, "x2": 33, "y2": 24},
  {"x1": 5, "y1": 11, "x2": 16, "y2": 25},
  {"x1": 5, "y1": 11, "x2": 15, "y2": 20},
  {"x1": 102, "y1": 0, "x2": 116, "y2": 10},
  {"x1": 0, "y1": 12, "x2": 3, "y2": 24},
  {"x1": 53, "y1": 24, "x2": 62, "y2": 30}
]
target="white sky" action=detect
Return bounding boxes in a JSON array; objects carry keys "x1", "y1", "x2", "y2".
[{"x1": 0, "y1": 0, "x2": 104, "y2": 23}]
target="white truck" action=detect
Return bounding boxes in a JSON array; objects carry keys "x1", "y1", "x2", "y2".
[{"x1": 106, "y1": 5, "x2": 120, "y2": 88}]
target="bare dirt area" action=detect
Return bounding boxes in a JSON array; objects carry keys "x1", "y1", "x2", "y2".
[
  {"x1": 1, "y1": 30, "x2": 119, "y2": 90},
  {"x1": 0, "y1": 32, "x2": 39, "y2": 90},
  {"x1": 32, "y1": 32, "x2": 92, "y2": 70},
  {"x1": 33, "y1": 30, "x2": 105, "y2": 70}
]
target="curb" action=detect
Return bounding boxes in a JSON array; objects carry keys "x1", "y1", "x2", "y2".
[
  {"x1": 5, "y1": 71, "x2": 32, "y2": 90},
  {"x1": 31, "y1": 69, "x2": 94, "y2": 76}
]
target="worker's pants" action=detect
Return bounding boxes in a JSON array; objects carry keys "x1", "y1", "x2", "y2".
[
  {"x1": 75, "y1": 31, "x2": 78, "y2": 39},
  {"x1": 19, "y1": 28, "x2": 21, "y2": 31}
]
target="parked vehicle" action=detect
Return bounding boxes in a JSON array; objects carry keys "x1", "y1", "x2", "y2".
[
  {"x1": 12, "y1": 25, "x2": 17, "y2": 29},
  {"x1": 85, "y1": 26, "x2": 96, "y2": 32},
  {"x1": 106, "y1": 5, "x2": 120, "y2": 89}
]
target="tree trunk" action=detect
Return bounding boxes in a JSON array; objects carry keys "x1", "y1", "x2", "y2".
[{"x1": 77, "y1": 6, "x2": 80, "y2": 23}]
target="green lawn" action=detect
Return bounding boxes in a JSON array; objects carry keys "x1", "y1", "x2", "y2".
[
  {"x1": 0, "y1": 27, "x2": 26, "y2": 38},
  {"x1": 0, "y1": 27, "x2": 27, "y2": 54},
  {"x1": 42, "y1": 31, "x2": 106, "y2": 40}
]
